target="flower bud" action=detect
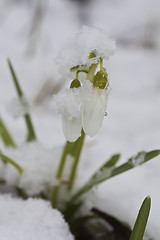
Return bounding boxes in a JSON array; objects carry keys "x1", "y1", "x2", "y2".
[
  {"x1": 93, "y1": 71, "x2": 108, "y2": 89},
  {"x1": 70, "y1": 79, "x2": 81, "y2": 89}
]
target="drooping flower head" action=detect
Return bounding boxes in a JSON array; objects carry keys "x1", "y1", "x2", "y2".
[{"x1": 56, "y1": 26, "x2": 115, "y2": 142}]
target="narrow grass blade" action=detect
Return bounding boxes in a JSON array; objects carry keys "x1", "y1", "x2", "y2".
[
  {"x1": 7, "y1": 58, "x2": 23, "y2": 97},
  {"x1": 0, "y1": 117, "x2": 16, "y2": 148},
  {"x1": 130, "y1": 196, "x2": 151, "y2": 240},
  {"x1": 70, "y1": 150, "x2": 160, "y2": 203},
  {"x1": 25, "y1": 114, "x2": 37, "y2": 142},
  {"x1": 111, "y1": 150, "x2": 160, "y2": 178},
  {"x1": 0, "y1": 153, "x2": 23, "y2": 173},
  {"x1": 7, "y1": 58, "x2": 36, "y2": 142}
]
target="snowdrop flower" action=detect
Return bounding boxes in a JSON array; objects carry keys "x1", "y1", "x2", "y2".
[
  {"x1": 56, "y1": 26, "x2": 115, "y2": 142},
  {"x1": 56, "y1": 81, "x2": 82, "y2": 142}
]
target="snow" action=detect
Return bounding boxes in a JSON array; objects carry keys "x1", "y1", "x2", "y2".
[
  {"x1": 0, "y1": 194, "x2": 74, "y2": 240},
  {"x1": 130, "y1": 151, "x2": 146, "y2": 167},
  {"x1": 55, "y1": 88, "x2": 82, "y2": 119},
  {"x1": 57, "y1": 25, "x2": 115, "y2": 77},
  {"x1": 7, "y1": 96, "x2": 30, "y2": 118},
  {"x1": 2, "y1": 142, "x2": 61, "y2": 196},
  {"x1": 0, "y1": 0, "x2": 160, "y2": 239}
]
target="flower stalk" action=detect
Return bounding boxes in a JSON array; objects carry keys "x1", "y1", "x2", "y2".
[
  {"x1": 52, "y1": 141, "x2": 71, "y2": 207},
  {"x1": 68, "y1": 130, "x2": 85, "y2": 190}
]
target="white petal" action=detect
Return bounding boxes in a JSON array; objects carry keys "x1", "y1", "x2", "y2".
[
  {"x1": 82, "y1": 88, "x2": 107, "y2": 137},
  {"x1": 62, "y1": 112, "x2": 82, "y2": 142}
]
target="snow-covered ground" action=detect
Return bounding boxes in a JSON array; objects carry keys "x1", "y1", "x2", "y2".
[
  {"x1": 0, "y1": 194, "x2": 74, "y2": 240},
  {"x1": 0, "y1": 0, "x2": 160, "y2": 239}
]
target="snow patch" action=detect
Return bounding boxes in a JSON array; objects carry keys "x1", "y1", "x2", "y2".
[
  {"x1": 57, "y1": 26, "x2": 115, "y2": 77},
  {"x1": 3, "y1": 142, "x2": 62, "y2": 196},
  {"x1": 7, "y1": 96, "x2": 30, "y2": 118},
  {"x1": 0, "y1": 194, "x2": 74, "y2": 240}
]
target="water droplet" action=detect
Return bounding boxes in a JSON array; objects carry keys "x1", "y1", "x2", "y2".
[{"x1": 104, "y1": 112, "x2": 107, "y2": 116}]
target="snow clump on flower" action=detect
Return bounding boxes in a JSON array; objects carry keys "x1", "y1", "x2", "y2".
[
  {"x1": 55, "y1": 88, "x2": 82, "y2": 119},
  {"x1": 57, "y1": 25, "x2": 115, "y2": 77},
  {"x1": 55, "y1": 88, "x2": 83, "y2": 142}
]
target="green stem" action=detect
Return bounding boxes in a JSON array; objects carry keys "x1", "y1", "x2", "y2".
[
  {"x1": 52, "y1": 141, "x2": 71, "y2": 207},
  {"x1": 52, "y1": 186, "x2": 59, "y2": 208},
  {"x1": 0, "y1": 117, "x2": 16, "y2": 148},
  {"x1": 68, "y1": 130, "x2": 85, "y2": 190},
  {"x1": 76, "y1": 70, "x2": 88, "y2": 79},
  {"x1": 56, "y1": 141, "x2": 71, "y2": 178}
]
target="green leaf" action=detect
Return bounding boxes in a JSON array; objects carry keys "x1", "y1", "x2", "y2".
[
  {"x1": 7, "y1": 58, "x2": 36, "y2": 142},
  {"x1": 70, "y1": 150, "x2": 160, "y2": 203},
  {"x1": 7, "y1": 58, "x2": 23, "y2": 97},
  {"x1": 0, "y1": 153, "x2": 23, "y2": 173},
  {"x1": 91, "y1": 153, "x2": 121, "y2": 180},
  {"x1": 0, "y1": 117, "x2": 16, "y2": 148},
  {"x1": 25, "y1": 114, "x2": 37, "y2": 142},
  {"x1": 130, "y1": 196, "x2": 151, "y2": 240}
]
